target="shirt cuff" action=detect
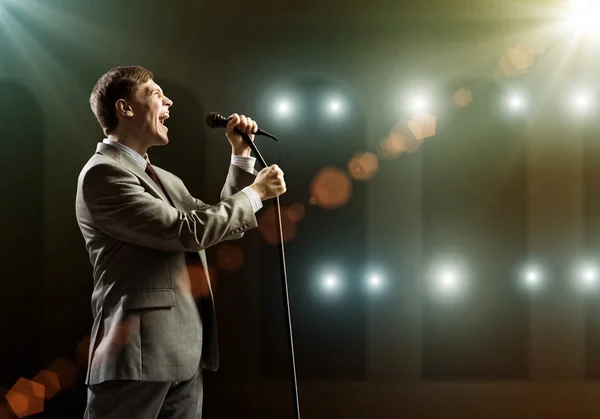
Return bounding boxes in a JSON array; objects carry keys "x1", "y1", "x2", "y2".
[
  {"x1": 241, "y1": 186, "x2": 263, "y2": 213},
  {"x1": 231, "y1": 155, "x2": 256, "y2": 174}
]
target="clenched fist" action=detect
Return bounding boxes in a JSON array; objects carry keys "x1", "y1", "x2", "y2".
[
  {"x1": 226, "y1": 113, "x2": 257, "y2": 157},
  {"x1": 250, "y1": 165, "x2": 287, "y2": 201}
]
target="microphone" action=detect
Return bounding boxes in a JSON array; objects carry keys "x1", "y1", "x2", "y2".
[{"x1": 205, "y1": 112, "x2": 279, "y2": 142}]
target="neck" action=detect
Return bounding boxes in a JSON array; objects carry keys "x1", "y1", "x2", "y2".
[{"x1": 107, "y1": 133, "x2": 148, "y2": 157}]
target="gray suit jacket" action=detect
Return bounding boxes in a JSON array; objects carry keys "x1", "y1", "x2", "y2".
[{"x1": 76, "y1": 142, "x2": 257, "y2": 385}]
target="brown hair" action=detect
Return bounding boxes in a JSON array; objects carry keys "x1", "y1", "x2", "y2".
[{"x1": 90, "y1": 66, "x2": 153, "y2": 135}]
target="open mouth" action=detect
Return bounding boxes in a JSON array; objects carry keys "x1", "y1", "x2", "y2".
[{"x1": 159, "y1": 112, "x2": 170, "y2": 128}]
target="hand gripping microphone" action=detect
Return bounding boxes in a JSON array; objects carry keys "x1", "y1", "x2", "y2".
[{"x1": 205, "y1": 112, "x2": 280, "y2": 142}]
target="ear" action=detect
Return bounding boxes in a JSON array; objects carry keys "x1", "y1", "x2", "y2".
[{"x1": 115, "y1": 99, "x2": 134, "y2": 117}]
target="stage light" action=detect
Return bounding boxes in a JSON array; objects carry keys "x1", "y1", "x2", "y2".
[
  {"x1": 562, "y1": 0, "x2": 600, "y2": 39},
  {"x1": 313, "y1": 266, "x2": 346, "y2": 297},
  {"x1": 369, "y1": 274, "x2": 382, "y2": 288},
  {"x1": 327, "y1": 98, "x2": 344, "y2": 116},
  {"x1": 507, "y1": 93, "x2": 526, "y2": 112},
  {"x1": 409, "y1": 94, "x2": 430, "y2": 114},
  {"x1": 580, "y1": 266, "x2": 598, "y2": 288},
  {"x1": 430, "y1": 261, "x2": 468, "y2": 301},
  {"x1": 522, "y1": 266, "x2": 543, "y2": 291},
  {"x1": 275, "y1": 98, "x2": 293, "y2": 118},
  {"x1": 571, "y1": 90, "x2": 594, "y2": 113},
  {"x1": 572, "y1": 261, "x2": 599, "y2": 292},
  {"x1": 439, "y1": 270, "x2": 459, "y2": 292},
  {"x1": 322, "y1": 273, "x2": 341, "y2": 293},
  {"x1": 366, "y1": 272, "x2": 385, "y2": 293}
]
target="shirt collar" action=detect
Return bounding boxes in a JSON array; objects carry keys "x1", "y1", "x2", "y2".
[{"x1": 102, "y1": 138, "x2": 149, "y2": 170}]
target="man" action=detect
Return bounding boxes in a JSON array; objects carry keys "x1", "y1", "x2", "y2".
[{"x1": 76, "y1": 66, "x2": 286, "y2": 418}]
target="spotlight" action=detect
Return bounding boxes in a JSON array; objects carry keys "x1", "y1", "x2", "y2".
[
  {"x1": 369, "y1": 274, "x2": 382, "y2": 288},
  {"x1": 439, "y1": 270, "x2": 459, "y2": 291},
  {"x1": 322, "y1": 273, "x2": 340, "y2": 293},
  {"x1": 327, "y1": 98, "x2": 344, "y2": 116},
  {"x1": 580, "y1": 266, "x2": 598, "y2": 288},
  {"x1": 571, "y1": 90, "x2": 594, "y2": 113},
  {"x1": 563, "y1": 0, "x2": 600, "y2": 39},
  {"x1": 430, "y1": 261, "x2": 468, "y2": 301},
  {"x1": 366, "y1": 273, "x2": 385, "y2": 292},
  {"x1": 522, "y1": 266, "x2": 543, "y2": 291},
  {"x1": 507, "y1": 93, "x2": 526, "y2": 112},
  {"x1": 409, "y1": 94, "x2": 430, "y2": 114},
  {"x1": 275, "y1": 99, "x2": 293, "y2": 118},
  {"x1": 573, "y1": 261, "x2": 599, "y2": 292}
]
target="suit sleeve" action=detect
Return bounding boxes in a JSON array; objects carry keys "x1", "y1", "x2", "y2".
[
  {"x1": 220, "y1": 164, "x2": 257, "y2": 201},
  {"x1": 81, "y1": 163, "x2": 257, "y2": 252}
]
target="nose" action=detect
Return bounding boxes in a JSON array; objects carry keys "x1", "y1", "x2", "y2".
[{"x1": 164, "y1": 95, "x2": 173, "y2": 108}]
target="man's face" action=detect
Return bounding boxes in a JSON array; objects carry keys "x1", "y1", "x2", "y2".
[{"x1": 128, "y1": 79, "x2": 173, "y2": 146}]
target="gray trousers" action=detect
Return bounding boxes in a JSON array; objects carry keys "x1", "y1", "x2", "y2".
[{"x1": 84, "y1": 366, "x2": 203, "y2": 419}]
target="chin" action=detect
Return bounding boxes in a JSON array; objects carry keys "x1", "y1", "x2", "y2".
[{"x1": 154, "y1": 133, "x2": 169, "y2": 146}]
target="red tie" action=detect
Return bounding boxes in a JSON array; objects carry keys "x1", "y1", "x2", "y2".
[
  {"x1": 145, "y1": 162, "x2": 165, "y2": 194},
  {"x1": 145, "y1": 162, "x2": 174, "y2": 207}
]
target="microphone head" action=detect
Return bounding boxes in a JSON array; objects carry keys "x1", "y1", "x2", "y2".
[{"x1": 205, "y1": 112, "x2": 228, "y2": 129}]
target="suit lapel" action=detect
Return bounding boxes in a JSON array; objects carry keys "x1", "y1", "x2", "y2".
[
  {"x1": 95, "y1": 143, "x2": 171, "y2": 205},
  {"x1": 155, "y1": 171, "x2": 186, "y2": 212}
]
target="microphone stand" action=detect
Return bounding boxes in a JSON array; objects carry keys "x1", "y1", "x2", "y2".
[{"x1": 240, "y1": 132, "x2": 301, "y2": 419}]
